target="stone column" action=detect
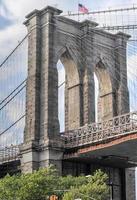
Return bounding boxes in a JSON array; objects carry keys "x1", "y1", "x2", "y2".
[
  {"x1": 115, "y1": 32, "x2": 130, "y2": 115},
  {"x1": 65, "y1": 75, "x2": 69, "y2": 131},
  {"x1": 20, "y1": 6, "x2": 64, "y2": 174},
  {"x1": 20, "y1": 10, "x2": 41, "y2": 173},
  {"x1": 83, "y1": 67, "x2": 95, "y2": 124},
  {"x1": 125, "y1": 168, "x2": 136, "y2": 200},
  {"x1": 81, "y1": 21, "x2": 98, "y2": 124}
]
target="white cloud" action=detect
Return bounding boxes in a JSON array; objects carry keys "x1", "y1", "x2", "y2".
[
  {"x1": 0, "y1": 1, "x2": 13, "y2": 19},
  {"x1": 3, "y1": 0, "x2": 45, "y2": 20},
  {"x1": 0, "y1": 23, "x2": 26, "y2": 62},
  {"x1": 0, "y1": 0, "x2": 72, "y2": 63},
  {"x1": 2, "y1": 0, "x2": 70, "y2": 21}
]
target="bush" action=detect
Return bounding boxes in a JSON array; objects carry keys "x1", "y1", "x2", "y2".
[{"x1": 0, "y1": 166, "x2": 109, "y2": 200}]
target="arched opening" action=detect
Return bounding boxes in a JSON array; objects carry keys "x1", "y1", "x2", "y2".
[
  {"x1": 57, "y1": 49, "x2": 81, "y2": 131},
  {"x1": 94, "y1": 73, "x2": 99, "y2": 122},
  {"x1": 57, "y1": 60, "x2": 65, "y2": 133},
  {"x1": 95, "y1": 60, "x2": 113, "y2": 121}
]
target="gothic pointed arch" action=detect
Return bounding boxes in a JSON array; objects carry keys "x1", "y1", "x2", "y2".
[
  {"x1": 94, "y1": 58, "x2": 116, "y2": 121},
  {"x1": 57, "y1": 46, "x2": 82, "y2": 130}
]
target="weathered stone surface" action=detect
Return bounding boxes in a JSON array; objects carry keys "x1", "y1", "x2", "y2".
[
  {"x1": 20, "y1": 5, "x2": 135, "y2": 200},
  {"x1": 125, "y1": 168, "x2": 136, "y2": 200}
]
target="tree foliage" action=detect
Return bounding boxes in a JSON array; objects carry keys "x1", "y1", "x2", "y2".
[
  {"x1": 0, "y1": 166, "x2": 109, "y2": 200},
  {"x1": 63, "y1": 170, "x2": 109, "y2": 200}
]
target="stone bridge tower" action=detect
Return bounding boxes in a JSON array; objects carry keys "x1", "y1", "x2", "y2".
[{"x1": 20, "y1": 6, "x2": 135, "y2": 200}]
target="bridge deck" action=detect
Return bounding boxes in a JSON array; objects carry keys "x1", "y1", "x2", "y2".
[
  {"x1": 63, "y1": 112, "x2": 137, "y2": 148},
  {"x1": 63, "y1": 131, "x2": 137, "y2": 168},
  {"x1": 63, "y1": 112, "x2": 137, "y2": 168},
  {"x1": 1, "y1": 112, "x2": 137, "y2": 168},
  {"x1": 0, "y1": 146, "x2": 20, "y2": 164}
]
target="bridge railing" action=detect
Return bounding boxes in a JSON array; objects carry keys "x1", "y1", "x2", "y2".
[
  {"x1": 63, "y1": 111, "x2": 137, "y2": 148},
  {"x1": 0, "y1": 145, "x2": 20, "y2": 164}
]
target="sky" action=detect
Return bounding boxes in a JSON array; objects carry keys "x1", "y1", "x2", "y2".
[{"x1": 0, "y1": 0, "x2": 137, "y2": 61}]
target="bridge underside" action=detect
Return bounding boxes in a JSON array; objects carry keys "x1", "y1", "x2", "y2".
[
  {"x1": 0, "y1": 160, "x2": 21, "y2": 178},
  {"x1": 63, "y1": 132, "x2": 137, "y2": 169},
  {"x1": 62, "y1": 133, "x2": 136, "y2": 200}
]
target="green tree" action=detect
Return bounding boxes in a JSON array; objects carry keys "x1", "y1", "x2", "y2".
[
  {"x1": 0, "y1": 166, "x2": 109, "y2": 200},
  {"x1": 17, "y1": 166, "x2": 59, "y2": 200},
  {"x1": 56, "y1": 175, "x2": 88, "y2": 198},
  {"x1": 62, "y1": 170, "x2": 109, "y2": 200},
  {"x1": 0, "y1": 174, "x2": 21, "y2": 200}
]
